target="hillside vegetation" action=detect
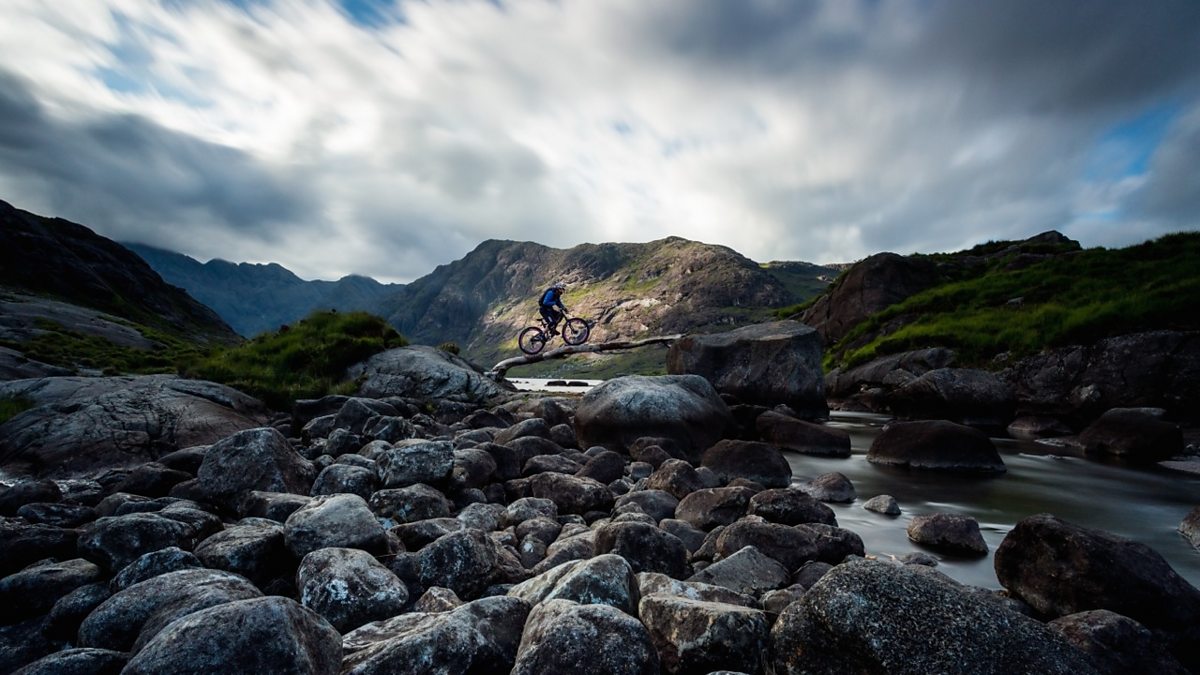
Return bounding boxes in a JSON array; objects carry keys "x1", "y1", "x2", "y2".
[{"x1": 826, "y1": 232, "x2": 1200, "y2": 370}]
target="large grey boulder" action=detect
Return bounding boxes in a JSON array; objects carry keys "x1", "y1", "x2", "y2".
[
  {"x1": 77, "y1": 513, "x2": 201, "y2": 572},
  {"x1": 341, "y1": 596, "x2": 530, "y2": 674},
  {"x1": 506, "y1": 472, "x2": 614, "y2": 515},
  {"x1": 1079, "y1": 408, "x2": 1183, "y2": 463},
  {"x1": 639, "y1": 594, "x2": 769, "y2": 675},
  {"x1": 297, "y1": 548, "x2": 408, "y2": 632},
  {"x1": 687, "y1": 546, "x2": 789, "y2": 597},
  {"x1": 574, "y1": 375, "x2": 732, "y2": 460},
  {"x1": 11, "y1": 648, "x2": 126, "y2": 675},
  {"x1": 284, "y1": 494, "x2": 388, "y2": 558},
  {"x1": 677, "y1": 487, "x2": 756, "y2": 530},
  {"x1": 1049, "y1": 609, "x2": 1189, "y2": 675},
  {"x1": 825, "y1": 347, "x2": 957, "y2": 400},
  {"x1": 889, "y1": 368, "x2": 1016, "y2": 428},
  {"x1": 121, "y1": 596, "x2": 341, "y2": 675},
  {"x1": 755, "y1": 411, "x2": 850, "y2": 457},
  {"x1": 667, "y1": 320, "x2": 827, "y2": 418},
  {"x1": 772, "y1": 558, "x2": 1099, "y2": 674},
  {"x1": 594, "y1": 521, "x2": 690, "y2": 578},
  {"x1": 349, "y1": 345, "x2": 510, "y2": 403},
  {"x1": 508, "y1": 554, "x2": 639, "y2": 614},
  {"x1": 194, "y1": 521, "x2": 288, "y2": 585},
  {"x1": 700, "y1": 440, "x2": 792, "y2": 488},
  {"x1": 513, "y1": 599, "x2": 659, "y2": 675},
  {"x1": 868, "y1": 420, "x2": 1006, "y2": 473},
  {"x1": 907, "y1": 512, "x2": 988, "y2": 556},
  {"x1": 189, "y1": 427, "x2": 315, "y2": 512},
  {"x1": 375, "y1": 439, "x2": 454, "y2": 488},
  {"x1": 0, "y1": 376, "x2": 268, "y2": 478},
  {"x1": 416, "y1": 529, "x2": 502, "y2": 599},
  {"x1": 0, "y1": 558, "x2": 102, "y2": 622}
]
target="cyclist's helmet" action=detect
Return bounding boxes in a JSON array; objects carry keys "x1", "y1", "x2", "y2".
[{"x1": 552, "y1": 282, "x2": 566, "y2": 291}]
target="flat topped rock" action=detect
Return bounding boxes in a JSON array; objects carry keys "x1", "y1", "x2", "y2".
[
  {"x1": 349, "y1": 345, "x2": 510, "y2": 403},
  {"x1": 868, "y1": 419, "x2": 1006, "y2": 474}
]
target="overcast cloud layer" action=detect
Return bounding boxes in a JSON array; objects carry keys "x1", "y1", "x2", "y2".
[{"x1": 0, "y1": 0, "x2": 1197, "y2": 282}]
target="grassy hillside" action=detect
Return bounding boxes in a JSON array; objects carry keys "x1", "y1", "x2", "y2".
[{"x1": 827, "y1": 232, "x2": 1200, "y2": 370}]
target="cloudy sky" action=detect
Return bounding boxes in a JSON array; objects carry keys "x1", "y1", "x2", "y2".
[{"x1": 1, "y1": 0, "x2": 1197, "y2": 283}]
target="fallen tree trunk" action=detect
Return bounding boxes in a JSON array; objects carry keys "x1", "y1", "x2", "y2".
[{"x1": 488, "y1": 334, "x2": 685, "y2": 380}]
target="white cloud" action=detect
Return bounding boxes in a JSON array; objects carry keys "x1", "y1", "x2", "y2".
[{"x1": 0, "y1": 0, "x2": 1197, "y2": 282}]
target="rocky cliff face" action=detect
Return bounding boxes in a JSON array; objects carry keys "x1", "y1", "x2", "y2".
[
  {"x1": 126, "y1": 244, "x2": 402, "y2": 338},
  {"x1": 0, "y1": 200, "x2": 236, "y2": 342}
]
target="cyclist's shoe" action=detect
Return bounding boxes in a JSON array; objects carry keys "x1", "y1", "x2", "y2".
[{"x1": 548, "y1": 328, "x2": 558, "y2": 336}]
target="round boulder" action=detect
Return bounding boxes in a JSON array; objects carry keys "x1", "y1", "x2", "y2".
[
  {"x1": 1079, "y1": 408, "x2": 1184, "y2": 463},
  {"x1": 284, "y1": 494, "x2": 388, "y2": 558},
  {"x1": 868, "y1": 420, "x2": 1006, "y2": 473},
  {"x1": 189, "y1": 427, "x2": 315, "y2": 512},
  {"x1": 639, "y1": 594, "x2": 769, "y2": 675},
  {"x1": 700, "y1": 440, "x2": 792, "y2": 488},
  {"x1": 755, "y1": 411, "x2": 850, "y2": 457},
  {"x1": 594, "y1": 521, "x2": 690, "y2": 579},
  {"x1": 907, "y1": 513, "x2": 988, "y2": 556},
  {"x1": 512, "y1": 599, "x2": 659, "y2": 675},
  {"x1": 298, "y1": 547, "x2": 409, "y2": 632}
]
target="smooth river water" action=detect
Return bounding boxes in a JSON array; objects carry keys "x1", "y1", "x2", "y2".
[{"x1": 800, "y1": 412, "x2": 1200, "y2": 589}]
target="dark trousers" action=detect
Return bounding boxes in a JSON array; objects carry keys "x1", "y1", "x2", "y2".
[{"x1": 539, "y1": 305, "x2": 561, "y2": 328}]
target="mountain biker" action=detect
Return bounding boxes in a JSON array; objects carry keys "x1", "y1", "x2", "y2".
[{"x1": 538, "y1": 282, "x2": 568, "y2": 335}]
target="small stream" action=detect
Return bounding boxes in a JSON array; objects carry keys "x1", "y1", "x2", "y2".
[{"x1": 797, "y1": 412, "x2": 1200, "y2": 589}]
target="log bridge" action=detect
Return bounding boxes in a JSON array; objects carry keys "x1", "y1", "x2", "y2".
[{"x1": 487, "y1": 334, "x2": 685, "y2": 380}]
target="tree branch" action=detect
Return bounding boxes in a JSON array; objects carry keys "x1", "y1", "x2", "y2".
[{"x1": 488, "y1": 334, "x2": 685, "y2": 380}]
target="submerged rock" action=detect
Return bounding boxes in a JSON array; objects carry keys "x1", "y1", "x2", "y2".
[
  {"x1": 700, "y1": 440, "x2": 792, "y2": 488},
  {"x1": 907, "y1": 513, "x2": 988, "y2": 556},
  {"x1": 1079, "y1": 408, "x2": 1183, "y2": 463},
  {"x1": 868, "y1": 420, "x2": 1006, "y2": 473},
  {"x1": 756, "y1": 411, "x2": 850, "y2": 457}
]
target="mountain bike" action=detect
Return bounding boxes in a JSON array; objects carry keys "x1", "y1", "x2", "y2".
[{"x1": 518, "y1": 312, "x2": 591, "y2": 355}]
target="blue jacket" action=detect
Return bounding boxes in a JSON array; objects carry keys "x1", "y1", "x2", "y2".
[{"x1": 540, "y1": 287, "x2": 564, "y2": 310}]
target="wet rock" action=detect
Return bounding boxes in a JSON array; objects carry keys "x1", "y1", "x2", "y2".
[
  {"x1": 574, "y1": 375, "x2": 732, "y2": 461},
  {"x1": 677, "y1": 486, "x2": 755, "y2": 530},
  {"x1": 413, "y1": 586, "x2": 463, "y2": 613},
  {"x1": 77, "y1": 512, "x2": 200, "y2": 571},
  {"x1": 506, "y1": 472, "x2": 614, "y2": 515},
  {"x1": 636, "y1": 572, "x2": 756, "y2": 608},
  {"x1": 595, "y1": 521, "x2": 690, "y2": 578},
  {"x1": 509, "y1": 554, "x2": 639, "y2": 614},
  {"x1": 701, "y1": 440, "x2": 792, "y2": 488},
  {"x1": 12, "y1": 648, "x2": 127, "y2": 675},
  {"x1": 1079, "y1": 408, "x2": 1183, "y2": 463},
  {"x1": 523, "y1": 454, "x2": 582, "y2": 476},
  {"x1": 298, "y1": 547, "x2": 408, "y2": 632},
  {"x1": 0, "y1": 557, "x2": 102, "y2": 622},
  {"x1": 900, "y1": 551, "x2": 939, "y2": 567},
  {"x1": 239, "y1": 490, "x2": 311, "y2": 522},
  {"x1": 78, "y1": 568, "x2": 262, "y2": 652},
  {"x1": 0, "y1": 479, "x2": 61, "y2": 515},
  {"x1": 342, "y1": 596, "x2": 529, "y2": 673},
  {"x1": 1048, "y1": 609, "x2": 1188, "y2": 675},
  {"x1": 110, "y1": 547, "x2": 202, "y2": 591},
  {"x1": 994, "y1": 513, "x2": 1200, "y2": 655},
  {"x1": 801, "y1": 472, "x2": 856, "y2": 503},
  {"x1": 284, "y1": 493, "x2": 388, "y2": 558},
  {"x1": 0, "y1": 518, "x2": 79, "y2": 575},
  {"x1": 115, "y1": 462, "x2": 192, "y2": 498},
  {"x1": 1181, "y1": 506, "x2": 1200, "y2": 551},
  {"x1": 773, "y1": 558, "x2": 1099, "y2": 675},
  {"x1": 349, "y1": 345, "x2": 509, "y2": 403},
  {"x1": 907, "y1": 512, "x2": 988, "y2": 556},
  {"x1": 194, "y1": 520, "x2": 288, "y2": 586},
  {"x1": 687, "y1": 545, "x2": 789, "y2": 597},
  {"x1": 639, "y1": 594, "x2": 769, "y2": 674},
  {"x1": 863, "y1": 494, "x2": 901, "y2": 515},
  {"x1": 748, "y1": 488, "x2": 837, "y2": 525},
  {"x1": 868, "y1": 420, "x2": 1006, "y2": 473},
  {"x1": 309, "y1": 463, "x2": 376, "y2": 500},
  {"x1": 15, "y1": 502, "x2": 96, "y2": 527},
  {"x1": 889, "y1": 368, "x2": 1016, "y2": 428},
  {"x1": 614, "y1": 490, "x2": 679, "y2": 523},
  {"x1": 375, "y1": 439, "x2": 454, "y2": 488},
  {"x1": 369, "y1": 484, "x2": 452, "y2": 524},
  {"x1": 667, "y1": 320, "x2": 827, "y2": 419},
  {"x1": 189, "y1": 427, "x2": 315, "y2": 512},
  {"x1": 513, "y1": 598, "x2": 659, "y2": 675},
  {"x1": 575, "y1": 450, "x2": 626, "y2": 484},
  {"x1": 122, "y1": 596, "x2": 341, "y2": 675},
  {"x1": 646, "y1": 459, "x2": 707, "y2": 500},
  {"x1": 756, "y1": 411, "x2": 850, "y2": 457},
  {"x1": 417, "y1": 529, "x2": 501, "y2": 599}
]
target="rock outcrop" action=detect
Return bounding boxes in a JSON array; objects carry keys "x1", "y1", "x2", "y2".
[{"x1": 349, "y1": 346, "x2": 509, "y2": 403}]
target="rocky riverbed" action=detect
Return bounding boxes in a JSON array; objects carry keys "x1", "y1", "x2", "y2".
[{"x1": 2, "y1": 370, "x2": 1198, "y2": 674}]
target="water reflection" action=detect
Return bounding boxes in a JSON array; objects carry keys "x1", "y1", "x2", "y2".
[{"x1": 790, "y1": 413, "x2": 1200, "y2": 589}]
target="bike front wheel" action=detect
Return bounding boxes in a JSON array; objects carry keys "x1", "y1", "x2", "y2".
[
  {"x1": 518, "y1": 326, "x2": 548, "y2": 355},
  {"x1": 562, "y1": 317, "x2": 590, "y2": 346}
]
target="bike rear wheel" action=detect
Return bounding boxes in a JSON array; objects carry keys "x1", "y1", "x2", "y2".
[
  {"x1": 518, "y1": 326, "x2": 548, "y2": 355},
  {"x1": 562, "y1": 317, "x2": 590, "y2": 346}
]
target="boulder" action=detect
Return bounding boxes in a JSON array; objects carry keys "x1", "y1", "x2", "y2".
[
  {"x1": 495, "y1": 418, "x2": 553, "y2": 446},
  {"x1": 576, "y1": 450, "x2": 626, "y2": 484},
  {"x1": 889, "y1": 368, "x2": 1015, "y2": 427},
  {"x1": 755, "y1": 411, "x2": 850, "y2": 457},
  {"x1": 11, "y1": 648, "x2": 127, "y2": 675},
  {"x1": 1049, "y1": 609, "x2": 1188, "y2": 675},
  {"x1": 1181, "y1": 506, "x2": 1200, "y2": 551},
  {"x1": 639, "y1": 594, "x2": 769, "y2": 675},
  {"x1": 868, "y1": 420, "x2": 1006, "y2": 473},
  {"x1": 416, "y1": 529, "x2": 501, "y2": 599},
  {"x1": 369, "y1": 484, "x2": 453, "y2": 524},
  {"x1": 375, "y1": 439, "x2": 454, "y2": 488},
  {"x1": 1079, "y1": 409, "x2": 1183, "y2": 463},
  {"x1": 121, "y1": 596, "x2": 341, "y2": 675},
  {"x1": 667, "y1": 320, "x2": 827, "y2": 418},
  {"x1": 574, "y1": 375, "x2": 732, "y2": 460},
  {"x1": 239, "y1": 490, "x2": 311, "y2": 522},
  {"x1": 109, "y1": 547, "x2": 202, "y2": 591},
  {"x1": 636, "y1": 572, "x2": 757, "y2": 608},
  {"x1": 284, "y1": 494, "x2": 388, "y2": 558},
  {"x1": 863, "y1": 494, "x2": 901, "y2": 515},
  {"x1": 687, "y1": 545, "x2": 790, "y2": 597},
  {"x1": 0, "y1": 479, "x2": 61, "y2": 515},
  {"x1": 659, "y1": 519, "x2": 707, "y2": 553},
  {"x1": 44, "y1": 583, "x2": 110, "y2": 640},
  {"x1": 349, "y1": 345, "x2": 509, "y2": 403},
  {"x1": 1007, "y1": 415, "x2": 1073, "y2": 440},
  {"x1": 298, "y1": 547, "x2": 408, "y2": 632},
  {"x1": 14, "y1": 502, "x2": 95, "y2": 528},
  {"x1": 506, "y1": 472, "x2": 614, "y2": 515},
  {"x1": 512, "y1": 599, "x2": 659, "y2": 675},
  {"x1": 332, "y1": 398, "x2": 398, "y2": 436},
  {"x1": 700, "y1": 440, "x2": 792, "y2": 488},
  {"x1": 194, "y1": 521, "x2": 288, "y2": 585},
  {"x1": 189, "y1": 427, "x2": 315, "y2": 512},
  {"x1": 0, "y1": 376, "x2": 269, "y2": 478},
  {"x1": 594, "y1": 521, "x2": 690, "y2": 578},
  {"x1": 994, "y1": 514, "x2": 1200, "y2": 643},
  {"x1": 0, "y1": 518, "x2": 79, "y2": 576},
  {"x1": 114, "y1": 463, "x2": 192, "y2": 498},
  {"x1": 341, "y1": 596, "x2": 529, "y2": 673},
  {"x1": 309, "y1": 463, "x2": 375, "y2": 500},
  {"x1": 677, "y1": 487, "x2": 756, "y2": 530},
  {"x1": 714, "y1": 519, "x2": 861, "y2": 571},
  {"x1": 772, "y1": 558, "x2": 1099, "y2": 674},
  {"x1": 523, "y1": 454, "x2": 582, "y2": 476},
  {"x1": 0, "y1": 558, "x2": 102, "y2": 622},
  {"x1": 907, "y1": 513, "x2": 988, "y2": 556},
  {"x1": 800, "y1": 472, "x2": 856, "y2": 503},
  {"x1": 451, "y1": 448, "x2": 498, "y2": 490},
  {"x1": 748, "y1": 488, "x2": 837, "y2": 525},
  {"x1": 825, "y1": 347, "x2": 957, "y2": 400},
  {"x1": 508, "y1": 554, "x2": 639, "y2": 614},
  {"x1": 614, "y1": 490, "x2": 678, "y2": 523},
  {"x1": 78, "y1": 568, "x2": 262, "y2": 652},
  {"x1": 413, "y1": 586, "x2": 463, "y2": 613},
  {"x1": 504, "y1": 497, "x2": 558, "y2": 526},
  {"x1": 77, "y1": 513, "x2": 200, "y2": 571},
  {"x1": 645, "y1": 459, "x2": 706, "y2": 500}
]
